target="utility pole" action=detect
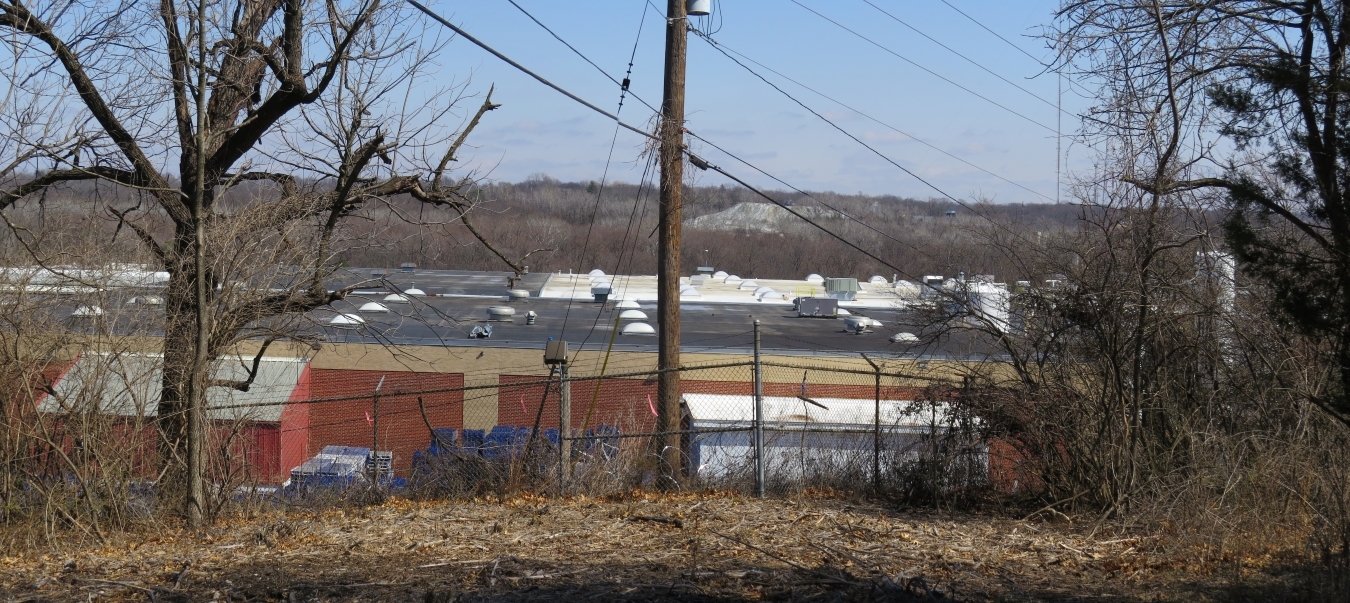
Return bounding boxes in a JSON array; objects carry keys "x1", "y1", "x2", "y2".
[{"x1": 656, "y1": 0, "x2": 688, "y2": 487}]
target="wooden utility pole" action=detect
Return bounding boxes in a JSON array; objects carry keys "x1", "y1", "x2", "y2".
[{"x1": 656, "y1": 0, "x2": 688, "y2": 487}]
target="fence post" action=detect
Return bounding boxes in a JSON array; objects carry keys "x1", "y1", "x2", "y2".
[
  {"x1": 754, "y1": 319, "x2": 764, "y2": 498},
  {"x1": 559, "y1": 363, "x2": 570, "y2": 495},
  {"x1": 874, "y1": 369, "x2": 881, "y2": 493},
  {"x1": 862, "y1": 355, "x2": 881, "y2": 494},
  {"x1": 370, "y1": 375, "x2": 385, "y2": 490}
]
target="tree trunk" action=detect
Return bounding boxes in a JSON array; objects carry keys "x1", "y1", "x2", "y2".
[{"x1": 157, "y1": 225, "x2": 205, "y2": 514}]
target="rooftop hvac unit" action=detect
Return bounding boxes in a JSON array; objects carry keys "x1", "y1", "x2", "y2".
[
  {"x1": 591, "y1": 284, "x2": 612, "y2": 303},
  {"x1": 400, "y1": 262, "x2": 416, "y2": 273},
  {"x1": 795, "y1": 296, "x2": 838, "y2": 318},
  {"x1": 825, "y1": 278, "x2": 860, "y2": 301}
]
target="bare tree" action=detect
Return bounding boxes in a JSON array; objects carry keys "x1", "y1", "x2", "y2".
[
  {"x1": 1056, "y1": 0, "x2": 1350, "y2": 428},
  {"x1": 0, "y1": 0, "x2": 529, "y2": 524}
]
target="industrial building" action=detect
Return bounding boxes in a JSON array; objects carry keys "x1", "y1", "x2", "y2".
[{"x1": 16, "y1": 265, "x2": 1014, "y2": 484}]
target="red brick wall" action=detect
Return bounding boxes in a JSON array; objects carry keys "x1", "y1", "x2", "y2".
[
  {"x1": 497, "y1": 375, "x2": 660, "y2": 433},
  {"x1": 495, "y1": 375, "x2": 930, "y2": 433},
  {"x1": 278, "y1": 365, "x2": 312, "y2": 478},
  {"x1": 305, "y1": 369, "x2": 464, "y2": 475}
]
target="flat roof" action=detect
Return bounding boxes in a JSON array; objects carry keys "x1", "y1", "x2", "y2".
[{"x1": 31, "y1": 267, "x2": 1002, "y2": 360}]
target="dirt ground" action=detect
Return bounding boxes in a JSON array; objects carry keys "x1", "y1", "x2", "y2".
[{"x1": 0, "y1": 491, "x2": 1337, "y2": 602}]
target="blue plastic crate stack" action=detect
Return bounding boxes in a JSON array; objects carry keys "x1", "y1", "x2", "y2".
[
  {"x1": 412, "y1": 425, "x2": 622, "y2": 472},
  {"x1": 286, "y1": 445, "x2": 403, "y2": 492}
]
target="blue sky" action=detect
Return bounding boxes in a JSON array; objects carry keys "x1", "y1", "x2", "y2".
[{"x1": 425, "y1": 0, "x2": 1082, "y2": 204}]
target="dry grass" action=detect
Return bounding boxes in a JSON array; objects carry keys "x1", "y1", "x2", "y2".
[{"x1": 0, "y1": 491, "x2": 1337, "y2": 602}]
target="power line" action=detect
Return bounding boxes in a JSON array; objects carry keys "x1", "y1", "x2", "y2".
[
  {"x1": 502, "y1": 0, "x2": 661, "y2": 117},
  {"x1": 461, "y1": 1, "x2": 955, "y2": 271},
  {"x1": 696, "y1": 37, "x2": 1055, "y2": 203},
  {"x1": 935, "y1": 0, "x2": 1096, "y2": 100},
  {"x1": 860, "y1": 0, "x2": 1062, "y2": 114},
  {"x1": 693, "y1": 30, "x2": 1025, "y2": 246},
  {"x1": 938, "y1": 0, "x2": 1046, "y2": 66},
  {"x1": 400, "y1": 0, "x2": 944, "y2": 284},
  {"x1": 405, "y1": 0, "x2": 656, "y2": 143},
  {"x1": 789, "y1": 0, "x2": 1056, "y2": 134},
  {"x1": 684, "y1": 130, "x2": 954, "y2": 266}
]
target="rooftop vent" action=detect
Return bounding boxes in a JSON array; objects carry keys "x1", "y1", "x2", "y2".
[
  {"x1": 330, "y1": 313, "x2": 364, "y2": 326},
  {"x1": 71, "y1": 305, "x2": 104, "y2": 317},
  {"x1": 403, "y1": 285, "x2": 426, "y2": 296},
  {"x1": 508, "y1": 289, "x2": 529, "y2": 301},
  {"x1": 843, "y1": 316, "x2": 872, "y2": 334},
  {"x1": 358, "y1": 302, "x2": 389, "y2": 313},
  {"x1": 486, "y1": 306, "x2": 515, "y2": 321},
  {"x1": 621, "y1": 322, "x2": 656, "y2": 336},
  {"x1": 890, "y1": 332, "x2": 919, "y2": 343}
]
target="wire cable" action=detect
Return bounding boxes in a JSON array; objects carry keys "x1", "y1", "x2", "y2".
[
  {"x1": 501, "y1": 0, "x2": 661, "y2": 117},
  {"x1": 789, "y1": 0, "x2": 1055, "y2": 134},
  {"x1": 693, "y1": 30, "x2": 1028, "y2": 247},
  {"x1": 689, "y1": 38, "x2": 1055, "y2": 202},
  {"x1": 473, "y1": 0, "x2": 958, "y2": 270},
  {"x1": 938, "y1": 0, "x2": 1046, "y2": 66},
  {"x1": 860, "y1": 0, "x2": 1062, "y2": 114},
  {"x1": 405, "y1": 0, "x2": 656, "y2": 143},
  {"x1": 401, "y1": 0, "x2": 969, "y2": 287}
]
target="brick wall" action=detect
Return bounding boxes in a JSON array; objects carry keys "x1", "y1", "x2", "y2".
[{"x1": 305, "y1": 369, "x2": 464, "y2": 475}]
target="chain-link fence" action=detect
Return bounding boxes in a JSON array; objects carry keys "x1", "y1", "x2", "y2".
[
  {"x1": 402, "y1": 357, "x2": 993, "y2": 499},
  {"x1": 5, "y1": 344, "x2": 1003, "y2": 522}
]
